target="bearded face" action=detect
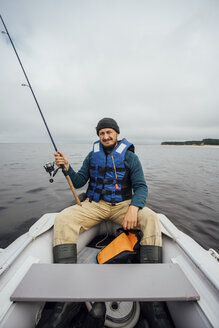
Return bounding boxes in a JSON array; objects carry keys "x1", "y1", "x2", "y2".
[{"x1": 98, "y1": 128, "x2": 119, "y2": 152}]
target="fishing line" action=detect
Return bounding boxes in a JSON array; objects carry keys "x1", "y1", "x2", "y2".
[
  {"x1": 0, "y1": 14, "x2": 81, "y2": 205},
  {"x1": 0, "y1": 14, "x2": 58, "y2": 152}
]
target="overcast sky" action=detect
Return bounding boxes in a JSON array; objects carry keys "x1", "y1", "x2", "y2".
[{"x1": 0, "y1": 0, "x2": 219, "y2": 144}]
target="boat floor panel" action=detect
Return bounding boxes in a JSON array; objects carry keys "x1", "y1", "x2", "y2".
[{"x1": 11, "y1": 263, "x2": 199, "y2": 302}]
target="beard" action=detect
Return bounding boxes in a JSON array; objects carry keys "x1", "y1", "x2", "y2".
[{"x1": 102, "y1": 141, "x2": 117, "y2": 153}]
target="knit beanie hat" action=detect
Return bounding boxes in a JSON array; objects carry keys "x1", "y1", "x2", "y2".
[{"x1": 96, "y1": 118, "x2": 120, "y2": 135}]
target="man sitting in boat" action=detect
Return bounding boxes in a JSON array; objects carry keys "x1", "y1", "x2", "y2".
[
  {"x1": 53, "y1": 117, "x2": 162, "y2": 265},
  {"x1": 39, "y1": 117, "x2": 162, "y2": 327}
]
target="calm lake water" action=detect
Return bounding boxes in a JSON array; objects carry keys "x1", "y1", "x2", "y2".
[{"x1": 0, "y1": 143, "x2": 218, "y2": 252}]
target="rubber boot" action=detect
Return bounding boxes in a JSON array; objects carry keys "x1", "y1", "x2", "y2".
[
  {"x1": 140, "y1": 245, "x2": 162, "y2": 264},
  {"x1": 140, "y1": 245, "x2": 174, "y2": 328},
  {"x1": 36, "y1": 244, "x2": 81, "y2": 328},
  {"x1": 53, "y1": 243, "x2": 77, "y2": 264}
]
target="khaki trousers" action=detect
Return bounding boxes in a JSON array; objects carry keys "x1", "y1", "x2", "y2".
[{"x1": 54, "y1": 199, "x2": 162, "y2": 247}]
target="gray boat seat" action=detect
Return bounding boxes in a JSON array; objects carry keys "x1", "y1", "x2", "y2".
[{"x1": 11, "y1": 263, "x2": 199, "y2": 302}]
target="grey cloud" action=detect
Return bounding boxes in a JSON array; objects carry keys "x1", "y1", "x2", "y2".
[{"x1": 0, "y1": 0, "x2": 219, "y2": 144}]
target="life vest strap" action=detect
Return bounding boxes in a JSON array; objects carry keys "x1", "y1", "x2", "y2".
[
  {"x1": 90, "y1": 177, "x2": 127, "y2": 185},
  {"x1": 96, "y1": 166, "x2": 126, "y2": 175},
  {"x1": 90, "y1": 178, "x2": 114, "y2": 185}
]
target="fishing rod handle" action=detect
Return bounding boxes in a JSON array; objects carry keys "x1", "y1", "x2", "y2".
[
  {"x1": 61, "y1": 166, "x2": 82, "y2": 206},
  {"x1": 65, "y1": 175, "x2": 82, "y2": 206}
]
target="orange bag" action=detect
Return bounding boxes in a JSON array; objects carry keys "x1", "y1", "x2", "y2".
[{"x1": 96, "y1": 229, "x2": 143, "y2": 264}]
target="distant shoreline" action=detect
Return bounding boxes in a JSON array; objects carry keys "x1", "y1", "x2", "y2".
[
  {"x1": 161, "y1": 144, "x2": 219, "y2": 148},
  {"x1": 161, "y1": 138, "x2": 219, "y2": 146}
]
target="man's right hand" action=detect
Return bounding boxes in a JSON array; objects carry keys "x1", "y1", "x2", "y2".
[{"x1": 54, "y1": 151, "x2": 69, "y2": 171}]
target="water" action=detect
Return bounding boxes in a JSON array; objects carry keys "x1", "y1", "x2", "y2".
[{"x1": 0, "y1": 143, "x2": 218, "y2": 252}]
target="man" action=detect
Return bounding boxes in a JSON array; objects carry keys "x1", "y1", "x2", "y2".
[
  {"x1": 53, "y1": 117, "x2": 162, "y2": 264},
  {"x1": 37, "y1": 118, "x2": 162, "y2": 327}
]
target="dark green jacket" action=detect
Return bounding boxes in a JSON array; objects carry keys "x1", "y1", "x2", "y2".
[{"x1": 68, "y1": 150, "x2": 148, "y2": 208}]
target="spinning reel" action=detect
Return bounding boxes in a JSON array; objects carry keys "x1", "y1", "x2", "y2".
[{"x1": 43, "y1": 162, "x2": 60, "y2": 183}]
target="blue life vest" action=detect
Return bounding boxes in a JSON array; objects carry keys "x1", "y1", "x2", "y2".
[{"x1": 86, "y1": 138, "x2": 134, "y2": 203}]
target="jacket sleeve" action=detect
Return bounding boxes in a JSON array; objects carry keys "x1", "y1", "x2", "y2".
[
  {"x1": 125, "y1": 151, "x2": 148, "y2": 208},
  {"x1": 67, "y1": 152, "x2": 91, "y2": 188}
]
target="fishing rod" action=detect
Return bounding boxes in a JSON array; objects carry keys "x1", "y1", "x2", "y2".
[{"x1": 0, "y1": 14, "x2": 82, "y2": 206}]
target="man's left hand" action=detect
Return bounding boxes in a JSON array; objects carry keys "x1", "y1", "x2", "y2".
[{"x1": 122, "y1": 205, "x2": 139, "y2": 230}]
